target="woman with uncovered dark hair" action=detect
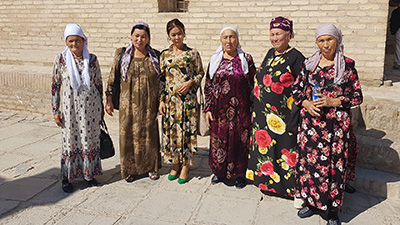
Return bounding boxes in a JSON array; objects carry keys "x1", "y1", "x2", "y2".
[
  {"x1": 106, "y1": 20, "x2": 161, "y2": 182},
  {"x1": 159, "y1": 18, "x2": 204, "y2": 184}
]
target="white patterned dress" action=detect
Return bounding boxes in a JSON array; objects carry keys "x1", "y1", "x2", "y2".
[{"x1": 51, "y1": 53, "x2": 103, "y2": 182}]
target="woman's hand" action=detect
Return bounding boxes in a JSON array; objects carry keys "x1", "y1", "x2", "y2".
[
  {"x1": 302, "y1": 99, "x2": 321, "y2": 117},
  {"x1": 105, "y1": 95, "x2": 114, "y2": 116},
  {"x1": 159, "y1": 101, "x2": 166, "y2": 117},
  {"x1": 54, "y1": 113, "x2": 63, "y2": 127},
  {"x1": 177, "y1": 80, "x2": 193, "y2": 95},
  {"x1": 205, "y1": 111, "x2": 214, "y2": 128},
  {"x1": 313, "y1": 94, "x2": 341, "y2": 108}
]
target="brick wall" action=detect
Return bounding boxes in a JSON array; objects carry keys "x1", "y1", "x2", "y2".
[{"x1": 0, "y1": 0, "x2": 390, "y2": 92}]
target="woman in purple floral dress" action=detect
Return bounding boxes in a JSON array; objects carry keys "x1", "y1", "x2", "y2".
[
  {"x1": 293, "y1": 24, "x2": 363, "y2": 225},
  {"x1": 204, "y1": 27, "x2": 256, "y2": 188}
]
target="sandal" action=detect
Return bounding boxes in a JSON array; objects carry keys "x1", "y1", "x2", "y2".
[
  {"x1": 125, "y1": 175, "x2": 135, "y2": 183},
  {"x1": 148, "y1": 171, "x2": 160, "y2": 180}
]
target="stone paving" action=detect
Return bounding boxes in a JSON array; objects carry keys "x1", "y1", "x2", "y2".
[{"x1": 0, "y1": 111, "x2": 399, "y2": 225}]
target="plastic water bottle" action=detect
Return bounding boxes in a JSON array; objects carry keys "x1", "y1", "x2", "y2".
[{"x1": 312, "y1": 84, "x2": 321, "y2": 100}]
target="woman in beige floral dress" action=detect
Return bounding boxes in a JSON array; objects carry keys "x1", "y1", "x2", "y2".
[
  {"x1": 106, "y1": 21, "x2": 161, "y2": 182},
  {"x1": 159, "y1": 19, "x2": 204, "y2": 184}
]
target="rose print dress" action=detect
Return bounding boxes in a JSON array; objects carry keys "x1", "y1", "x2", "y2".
[
  {"x1": 51, "y1": 53, "x2": 103, "y2": 182},
  {"x1": 246, "y1": 48, "x2": 304, "y2": 197},
  {"x1": 292, "y1": 57, "x2": 363, "y2": 211},
  {"x1": 160, "y1": 44, "x2": 204, "y2": 166},
  {"x1": 204, "y1": 54, "x2": 256, "y2": 178}
]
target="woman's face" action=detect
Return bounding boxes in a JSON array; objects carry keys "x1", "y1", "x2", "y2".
[
  {"x1": 316, "y1": 35, "x2": 338, "y2": 59},
  {"x1": 221, "y1": 29, "x2": 239, "y2": 53},
  {"x1": 131, "y1": 28, "x2": 150, "y2": 51},
  {"x1": 168, "y1": 26, "x2": 185, "y2": 48},
  {"x1": 66, "y1": 35, "x2": 85, "y2": 57},
  {"x1": 269, "y1": 28, "x2": 290, "y2": 52}
]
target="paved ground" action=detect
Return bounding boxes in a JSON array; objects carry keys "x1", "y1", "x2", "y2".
[{"x1": 0, "y1": 111, "x2": 399, "y2": 225}]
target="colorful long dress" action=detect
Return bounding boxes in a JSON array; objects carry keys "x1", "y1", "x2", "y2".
[
  {"x1": 160, "y1": 44, "x2": 204, "y2": 166},
  {"x1": 51, "y1": 53, "x2": 103, "y2": 182},
  {"x1": 292, "y1": 57, "x2": 363, "y2": 211},
  {"x1": 204, "y1": 54, "x2": 256, "y2": 178},
  {"x1": 106, "y1": 48, "x2": 161, "y2": 179},
  {"x1": 246, "y1": 48, "x2": 305, "y2": 197}
]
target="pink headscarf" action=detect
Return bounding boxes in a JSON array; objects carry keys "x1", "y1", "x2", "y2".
[{"x1": 304, "y1": 24, "x2": 345, "y2": 84}]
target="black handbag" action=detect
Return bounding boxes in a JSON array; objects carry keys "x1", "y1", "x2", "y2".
[
  {"x1": 111, "y1": 47, "x2": 126, "y2": 110},
  {"x1": 287, "y1": 103, "x2": 301, "y2": 134},
  {"x1": 100, "y1": 119, "x2": 115, "y2": 159}
]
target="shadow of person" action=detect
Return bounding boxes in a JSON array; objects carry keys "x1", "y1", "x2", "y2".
[{"x1": 0, "y1": 165, "x2": 122, "y2": 221}]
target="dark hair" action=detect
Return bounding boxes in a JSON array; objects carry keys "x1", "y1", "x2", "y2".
[
  {"x1": 131, "y1": 24, "x2": 150, "y2": 38},
  {"x1": 166, "y1": 18, "x2": 185, "y2": 35}
]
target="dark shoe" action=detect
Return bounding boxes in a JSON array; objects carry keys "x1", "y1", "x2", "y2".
[
  {"x1": 62, "y1": 179, "x2": 73, "y2": 193},
  {"x1": 211, "y1": 175, "x2": 221, "y2": 185},
  {"x1": 85, "y1": 178, "x2": 98, "y2": 187},
  {"x1": 235, "y1": 176, "x2": 246, "y2": 189},
  {"x1": 345, "y1": 183, "x2": 356, "y2": 193},
  {"x1": 125, "y1": 175, "x2": 135, "y2": 183},
  {"x1": 149, "y1": 171, "x2": 160, "y2": 180},
  {"x1": 297, "y1": 206, "x2": 318, "y2": 218},
  {"x1": 327, "y1": 218, "x2": 341, "y2": 225}
]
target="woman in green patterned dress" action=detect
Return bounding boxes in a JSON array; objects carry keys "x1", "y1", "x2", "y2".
[{"x1": 159, "y1": 19, "x2": 204, "y2": 184}]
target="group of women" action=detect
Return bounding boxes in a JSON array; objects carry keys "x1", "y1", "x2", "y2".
[{"x1": 51, "y1": 16, "x2": 362, "y2": 225}]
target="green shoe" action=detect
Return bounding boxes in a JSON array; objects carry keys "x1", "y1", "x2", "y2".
[
  {"x1": 168, "y1": 173, "x2": 178, "y2": 181},
  {"x1": 178, "y1": 177, "x2": 188, "y2": 184}
]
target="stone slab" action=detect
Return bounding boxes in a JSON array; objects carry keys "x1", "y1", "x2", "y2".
[
  {"x1": 133, "y1": 189, "x2": 202, "y2": 223},
  {"x1": 55, "y1": 210, "x2": 119, "y2": 225},
  {"x1": 0, "y1": 205, "x2": 64, "y2": 225},
  {"x1": 77, "y1": 183, "x2": 150, "y2": 216},
  {"x1": 0, "y1": 199, "x2": 19, "y2": 217},
  {"x1": 119, "y1": 216, "x2": 185, "y2": 225},
  {"x1": 0, "y1": 153, "x2": 32, "y2": 172},
  {"x1": 0, "y1": 177, "x2": 56, "y2": 201},
  {"x1": 194, "y1": 194, "x2": 259, "y2": 225}
]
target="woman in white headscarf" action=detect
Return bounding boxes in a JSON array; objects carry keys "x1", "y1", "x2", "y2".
[
  {"x1": 105, "y1": 21, "x2": 161, "y2": 183},
  {"x1": 204, "y1": 27, "x2": 256, "y2": 189},
  {"x1": 51, "y1": 23, "x2": 103, "y2": 193},
  {"x1": 292, "y1": 24, "x2": 363, "y2": 225}
]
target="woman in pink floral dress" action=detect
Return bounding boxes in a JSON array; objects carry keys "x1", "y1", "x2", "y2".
[{"x1": 293, "y1": 24, "x2": 363, "y2": 225}]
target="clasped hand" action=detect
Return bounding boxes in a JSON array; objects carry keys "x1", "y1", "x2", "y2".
[{"x1": 302, "y1": 94, "x2": 341, "y2": 117}]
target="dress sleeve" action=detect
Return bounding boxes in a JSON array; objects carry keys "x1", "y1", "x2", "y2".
[
  {"x1": 159, "y1": 51, "x2": 167, "y2": 103},
  {"x1": 191, "y1": 50, "x2": 205, "y2": 91},
  {"x1": 246, "y1": 54, "x2": 257, "y2": 110},
  {"x1": 292, "y1": 51, "x2": 306, "y2": 80},
  {"x1": 51, "y1": 54, "x2": 62, "y2": 115},
  {"x1": 105, "y1": 48, "x2": 122, "y2": 97},
  {"x1": 292, "y1": 63, "x2": 309, "y2": 106},
  {"x1": 203, "y1": 64, "x2": 212, "y2": 112},
  {"x1": 91, "y1": 55, "x2": 103, "y2": 102},
  {"x1": 340, "y1": 60, "x2": 363, "y2": 108}
]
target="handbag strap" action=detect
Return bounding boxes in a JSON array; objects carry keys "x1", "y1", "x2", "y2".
[
  {"x1": 114, "y1": 47, "x2": 126, "y2": 90},
  {"x1": 101, "y1": 119, "x2": 109, "y2": 134}
]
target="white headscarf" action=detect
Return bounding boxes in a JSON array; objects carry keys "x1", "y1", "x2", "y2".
[
  {"x1": 304, "y1": 24, "x2": 345, "y2": 84},
  {"x1": 62, "y1": 23, "x2": 90, "y2": 90},
  {"x1": 208, "y1": 27, "x2": 249, "y2": 80}
]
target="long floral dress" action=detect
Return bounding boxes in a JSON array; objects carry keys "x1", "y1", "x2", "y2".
[
  {"x1": 204, "y1": 54, "x2": 256, "y2": 178},
  {"x1": 106, "y1": 48, "x2": 161, "y2": 179},
  {"x1": 246, "y1": 48, "x2": 305, "y2": 197},
  {"x1": 160, "y1": 44, "x2": 204, "y2": 166},
  {"x1": 51, "y1": 53, "x2": 103, "y2": 182},
  {"x1": 292, "y1": 57, "x2": 363, "y2": 211}
]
